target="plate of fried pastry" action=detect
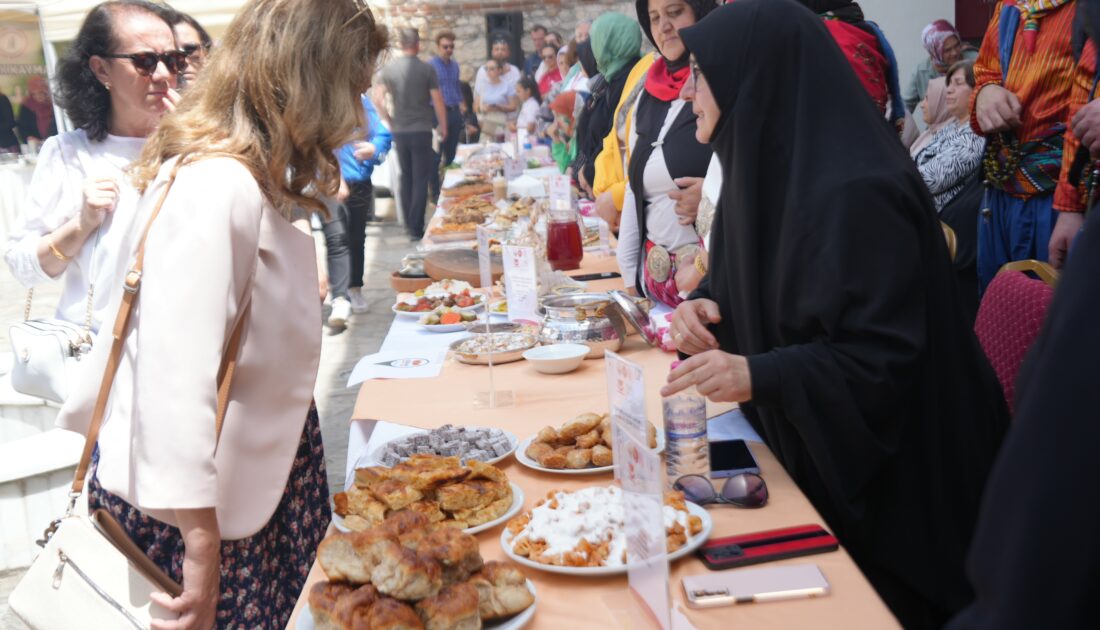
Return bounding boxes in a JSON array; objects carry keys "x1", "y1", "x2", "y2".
[
  {"x1": 515, "y1": 413, "x2": 664, "y2": 475},
  {"x1": 301, "y1": 510, "x2": 537, "y2": 629},
  {"x1": 333, "y1": 454, "x2": 524, "y2": 536},
  {"x1": 501, "y1": 485, "x2": 712, "y2": 577}
]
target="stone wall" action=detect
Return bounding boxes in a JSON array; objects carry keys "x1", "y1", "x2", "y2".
[{"x1": 370, "y1": 0, "x2": 638, "y2": 82}]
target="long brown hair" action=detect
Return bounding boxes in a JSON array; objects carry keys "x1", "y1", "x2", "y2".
[{"x1": 132, "y1": 0, "x2": 388, "y2": 216}]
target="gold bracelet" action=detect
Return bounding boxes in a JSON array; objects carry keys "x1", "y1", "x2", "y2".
[
  {"x1": 693, "y1": 254, "x2": 707, "y2": 276},
  {"x1": 47, "y1": 238, "x2": 73, "y2": 262}
]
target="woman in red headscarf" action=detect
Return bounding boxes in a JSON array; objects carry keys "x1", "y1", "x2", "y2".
[
  {"x1": 616, "y1": 0, "x2": 715, "y2": 309},
  {"x1": 17, "y1": 75, "x2": 57, "y2": 143}
]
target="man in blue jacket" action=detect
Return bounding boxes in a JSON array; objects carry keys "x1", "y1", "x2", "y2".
[{"x1": 327, "y1": 94, "x2": 392, "y2": 323}]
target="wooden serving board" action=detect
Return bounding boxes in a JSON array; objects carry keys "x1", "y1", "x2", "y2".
[{"x1": 423, "y1": 249, "x2": 503, "y2": 287}]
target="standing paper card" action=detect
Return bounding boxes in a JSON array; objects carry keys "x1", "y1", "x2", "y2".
[
  {"x1": 615, "y1": 427, "x2": 671, "y2": 630},
  {"x1": 549, "y1": 174, "x2": 572, "y2": 211},
  {"x1": 606, "y1": 350, "x2": 648, "y2": 447},
  {"x1": 476, "y1": 225, "x2": 493, "y2": 289},
  {"x1": 502, "y1": 245, "x2": 539, "y2": 323},
  {"x1": 504, "y1": 157, "x2": 524, "y2": 181}
]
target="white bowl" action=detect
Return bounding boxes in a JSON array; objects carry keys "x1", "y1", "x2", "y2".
[{"x1": 522, "y1": 343, "x2": 589, "y2": 374}]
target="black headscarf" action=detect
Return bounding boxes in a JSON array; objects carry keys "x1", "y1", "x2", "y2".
[
  {"x1": 680, "y1": 2, "x2": 1007, "y2": 627},
  {"x1": 576, "y1": 40, "x2": 599, "y2": 79},
  {"x1": 635, "y1": 0, "x2": 718, "y2": 64}
]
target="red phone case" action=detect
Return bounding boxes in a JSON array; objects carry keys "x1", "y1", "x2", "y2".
[{"x1": 698, "y1": 524, "x2": 839, "y2": 570}]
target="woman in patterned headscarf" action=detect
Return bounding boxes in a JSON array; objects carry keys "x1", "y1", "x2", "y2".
[{"x1": 904, "y1": 18, "x2": 978, "y2": 113}]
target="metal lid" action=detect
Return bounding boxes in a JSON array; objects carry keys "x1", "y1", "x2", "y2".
[{"x1": 608, "y1": 290, "x2": 656, "y2": 346}]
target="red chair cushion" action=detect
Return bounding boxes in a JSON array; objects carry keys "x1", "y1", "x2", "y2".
[{"x1": 974, "y1": 270, "x2": 1054, "y2": 414}]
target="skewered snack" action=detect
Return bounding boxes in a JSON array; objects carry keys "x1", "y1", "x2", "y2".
[
  {"x1": 523, "y1": 413, "x2": 659, "y2": 470},
  {"x1": 314, "y1": 510, "x2": 534, "y2": 627},
  {"x1": 505, "y1": 486, "x2": 704, "y2": 568},
  {"x1": 333, "y1": 454, "x2": 513, "y2": 530}
]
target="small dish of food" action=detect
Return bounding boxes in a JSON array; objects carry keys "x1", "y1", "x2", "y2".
[{"x1": 419, "y1": 306, "x2": 479, "y2": 332}]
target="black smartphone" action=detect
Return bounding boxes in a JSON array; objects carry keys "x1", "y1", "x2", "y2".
[
  {"x1": 709, "y1": 439, "x2": 760, "y2": 478},
  {"x1": 569, "y1": 271, "x2": 621, "y2": 282}
]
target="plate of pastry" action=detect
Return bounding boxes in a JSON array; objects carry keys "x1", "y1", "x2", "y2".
[
  {"x1": 364, "y1": 425, "x2": 519, "y2": 468},
  {"x1": 302, "y1": 510, "x2": 537, "y2": 629},
  {"x1": 500, "y1": 485, "x2": 712, "y2": 577},
  {"x1": 332, "y1": 454, "x2": 524, "y2": 536},
  {"x1": 515, "y1": 412, "x2": 664, "y2": 475}
]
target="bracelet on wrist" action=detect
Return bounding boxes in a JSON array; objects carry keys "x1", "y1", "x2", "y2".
[
  {"x1": 693, "y1": 254, "x2": 707, "y2": 276},
  {"x1": 46, "y1": 237, "x2": 73, "y2": 262}
]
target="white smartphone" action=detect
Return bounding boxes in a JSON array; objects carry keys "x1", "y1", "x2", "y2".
[{"x1": 682, "y1": 564, "x2": 830, "y2": 608}]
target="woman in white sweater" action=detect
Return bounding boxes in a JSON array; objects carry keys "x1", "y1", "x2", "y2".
[
  {"x1": 3, "y1": 0, "x2": 182, "y2": 333},
  {"x1": 57, "y1": 1, "x2": 389, "y2": 627}
]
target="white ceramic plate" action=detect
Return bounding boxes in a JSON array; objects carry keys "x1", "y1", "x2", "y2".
[
  {"x1": 514, "y1": 430, "x2": 666, "y2": 476},
  {"x1": 363, "y1": 428, "x2": 519, "y2": 468},
  {"x1": 333, "y1": 482, "x2": 525, "y2": 536},
  {"x1": 297, "y1": 580, "x2": 537, "y2": 630},
  {"x1": 500, "y1": 502, "x2": 713, "y2": 577},
  {"x1": 392, "y1": 301, "x2": 484, "y2": 318},
  {"x1": 418, "y1": 322, "x2": 470, "y2": 333}
]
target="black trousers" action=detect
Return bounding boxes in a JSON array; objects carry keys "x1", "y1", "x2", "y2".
[
  {"x1": 393, "y1": 131, "x2": 434, "y2": 238},
  {"x1": 343, "y1": 179, "x2": 374, "y2": 289},
  {"x1": 430, "y1": 107, "x2": 464, "y2": 199},
  {"x1": 322, "y1": 202, "x2": 350, "y2": 300}
]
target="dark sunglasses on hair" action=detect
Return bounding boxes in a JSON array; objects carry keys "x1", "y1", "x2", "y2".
[
  {"x1": 181, "y1": 43, "x2": 210, "y2": 58},
  {"x1": 102, "y1": 50, "x2": 189, "y2": 76},
  {"x1": 673, "y1": 473, "x2": 769, "y2": 508}
]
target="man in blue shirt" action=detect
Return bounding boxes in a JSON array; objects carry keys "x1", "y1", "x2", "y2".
[
  {"x1": 523, "y1": 24, "x2": 548, "y2": 77},
  {"x1": 327, "y1": 94, "x2": 392, "y2": 319},
  {"x1": 429, "y1": 31, "x2": 464, "y2": 200}
]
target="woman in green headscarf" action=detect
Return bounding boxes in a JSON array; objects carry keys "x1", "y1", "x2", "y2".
[{"x1": 572, "y1": 12, "x2": 642, "y2": 193}]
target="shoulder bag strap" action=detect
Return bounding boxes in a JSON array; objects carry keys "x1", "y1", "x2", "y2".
[{"x1": 70, "y1": 161, "x2": 248, "y2": 496}]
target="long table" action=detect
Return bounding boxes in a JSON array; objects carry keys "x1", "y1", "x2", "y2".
[{"x1": 286, "y1": 254, "x2": 900, "y2": 630}]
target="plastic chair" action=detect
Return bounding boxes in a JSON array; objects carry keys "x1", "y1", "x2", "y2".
[{"x1": 973, "y1": 260, "x2": 1058, "y2": 414}]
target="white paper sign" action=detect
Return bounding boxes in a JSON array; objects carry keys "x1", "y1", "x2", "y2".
[
  {"x1": 549, "y1": 174, "x2": 572, "y2": 212},
  {"x1": 616, "y1": 429, "x2": 671, "y2": 630},
  {"x1": 476, "y1": 224, "x2": 493, "y2": 289},
  {"x1": 502, "y1": 245, "x2": 539, "y2": 323},
  {"x1": 606, "y1": 350, "x2": 648, "y2": 446},
  {"x1": 346, "y1": 350, "x2": 446, "y2": 387},
  {"x1": 504, "y1": 157, "x2": 524, "y2": 181}
]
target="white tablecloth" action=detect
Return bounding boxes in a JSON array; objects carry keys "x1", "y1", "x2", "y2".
[{"x1": 0, "y1": 161, "x2": 35, "y2": 243}]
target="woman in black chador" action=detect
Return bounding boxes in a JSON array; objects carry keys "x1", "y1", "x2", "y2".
[{"x1": 662, "y1": 1, "x2": 1009, "y2": 627}]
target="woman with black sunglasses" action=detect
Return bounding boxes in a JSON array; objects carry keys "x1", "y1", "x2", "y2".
[
  {"x1": 170, "y1": 11, "x2": 213, "y2": 87},
  {"x1": 3, "y1": 0, "x2": 182, "y2": 338}
]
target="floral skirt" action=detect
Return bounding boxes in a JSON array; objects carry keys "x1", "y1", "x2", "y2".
[{"x1": 88, "y1": 403, "x2": 330, "y2": 629}]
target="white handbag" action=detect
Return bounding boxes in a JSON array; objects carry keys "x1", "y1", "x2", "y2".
[
  {"x1": 9, "y1": 165, "x2": 248, "y2": 629},
  {"x1": 9, "y1": 289, "x2": 93, "y2": 404}
]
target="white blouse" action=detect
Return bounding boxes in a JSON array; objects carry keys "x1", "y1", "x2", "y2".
[
  {"x1": 57, "y1": 157, "x2": 322, "y2": 539},
  {"x1": 517, "y1": 97, "x2": 540, "y2": 131},
  {"x1": 3, "y1": 129, "x2": 146, "y2": 332},
  {"x1": 616, "y1": 98, "x2": 701, "y2": 289}
]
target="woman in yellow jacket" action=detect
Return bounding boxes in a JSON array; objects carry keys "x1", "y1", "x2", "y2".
[{"x1": 591, "y1": 53, "x2": 654, "y2": 230}]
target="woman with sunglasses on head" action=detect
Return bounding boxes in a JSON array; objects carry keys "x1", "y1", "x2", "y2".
[
  {"x1": 615, "y1": 0, "x2": 715, "y2": 309},
  {"x1": 169, "y1": 11, "x2": 213, "y2": 87},
  {"x1": 664, "y1": 1, "x2": 1008, "y2": 627},
  {"x1": 55, "y1": 0, "x2": 387, "y2": 627},
  {"x1": 4, "y1": 0, "x2": 182, "y2": 336}
]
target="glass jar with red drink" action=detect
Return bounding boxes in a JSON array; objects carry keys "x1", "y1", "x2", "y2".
[{"x1": 546, "y1": 200, "x2": 583, "y2": 271}]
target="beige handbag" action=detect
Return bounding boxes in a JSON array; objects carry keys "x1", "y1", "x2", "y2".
[{"x1": 9, "y1": 165, "x2": 248, "y2": 629}]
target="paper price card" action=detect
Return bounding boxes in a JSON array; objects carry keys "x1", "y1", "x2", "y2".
[
  {"x1": 605, "y1": 350, "x2": 647, "y2": 445},
  {"x1": 502, "y1": 245, "x2": 539, "y2": 323},
  {"x1": 504, "y1": 157, "x2": 524, "y2": 181},
  {"x1": 549, "y1": 174, "x2": 572, "y2": 211},
  {"x1": 616, "y1": 427, "x2": 671, "y2": 630},
  {"x1": 476, "y1": 225, "x2": 493, "y2": 289}
]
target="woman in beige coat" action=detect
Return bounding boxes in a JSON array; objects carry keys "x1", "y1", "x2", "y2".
[{"x1": 57, "y1": 1, "x2": 389, "y2": 627}]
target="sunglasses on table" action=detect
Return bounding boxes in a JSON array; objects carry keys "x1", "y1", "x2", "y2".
[
  {"x1": 673, "y1": 473, "x2": 769, "y2": 508},
  {"x1": 101, "y1": 50, "x2": 189, "y2": 76}
]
